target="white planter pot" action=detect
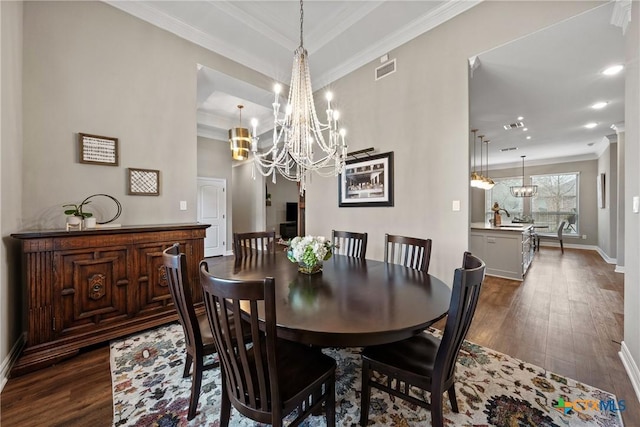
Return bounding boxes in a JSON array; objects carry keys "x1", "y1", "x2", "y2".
[
  {"x1": 66, "y1": 216, "x2": 82, "y2": 225},
  {"x1": 83, "y1": 217, "x2": 97, "y2": 228}
]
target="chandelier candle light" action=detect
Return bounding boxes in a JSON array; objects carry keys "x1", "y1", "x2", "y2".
[
  {"x1": 510, "y1": 155, "x2": 538, "y2": 197},
  {"x1": 248, "y1": 0, "x2": 347, "y2": 193}
]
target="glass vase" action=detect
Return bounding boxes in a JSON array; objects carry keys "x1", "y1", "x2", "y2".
[{"x1": 298, "y1": 261, "x2": 322, "y2": 275}]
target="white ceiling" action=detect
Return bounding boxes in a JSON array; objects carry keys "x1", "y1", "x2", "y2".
[
  {"x1": 106, "y1": 1, "x2": 626, "y2": 165},
  {"x1": 470, "y1": 2, "x2": 625, "y2": 169}
]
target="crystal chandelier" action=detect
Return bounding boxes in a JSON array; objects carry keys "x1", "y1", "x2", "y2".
[
  {"x1": 248, "y1": 0, "x2": 347, "y2": 193},
  {"x1": 229, "y1": 105, "x2": 250, "y2": 161},
  {"x1": 510, "y1": 155, "x2": 538, "y2": 197}
]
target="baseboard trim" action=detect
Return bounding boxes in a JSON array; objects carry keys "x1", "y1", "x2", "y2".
[
  {"x1": 619, "y1": 341, "x2": 640, "y2": 403},
  {"x1": 538, "y1": 242, "x2": 598, "y2": 251},
  {"x1": 615, "y1": 265, "x2": 625, "y2": 273},
  {"x1": 0, "y1": 332, "x2": 26, "y2": 393},
  {"x1": 225, "y1": 249, "x2": 234, "y2": 256},
  {"x1": 594, "y1": 246, "x2": 617, "y2": 264}
]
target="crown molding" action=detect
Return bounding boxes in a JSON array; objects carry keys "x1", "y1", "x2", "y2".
[
  {"x1": 611, "y1": 0, "x2": 632, "y2": 35},
  {"x1": 104, "y1": 1, "x2": 282, "y2": 81},
  {"x1": 105, "y1": 0, "x2": 481, "y2": 89},
  {"x1": 312, "y1": 0, "x2": 481, "y2": 89}
]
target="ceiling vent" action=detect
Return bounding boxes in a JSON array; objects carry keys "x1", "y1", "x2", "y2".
[
  {"x1": 503, "y1": 122, "x2": 525, "y2": 130},
  {"x1": 375, "y1": 59, "x2": 396, "y2": 81},
  {"x1": 500, "y1": 147, "x2": 518, "y2": 152}
]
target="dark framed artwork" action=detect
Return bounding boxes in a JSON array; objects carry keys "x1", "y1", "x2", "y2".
[
  {"x1": 338, "y1": 152, "x2": 394, "y2": 207},
  {"x1": 79, "y1": 133, "x2": 119, "y2": 166},
  {"x1": 128, "y1": 168, "x2": 160, "y2": 196}
]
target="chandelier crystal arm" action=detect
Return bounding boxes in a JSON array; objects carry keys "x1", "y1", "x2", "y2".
[{"x1": 243, "y1": 0, "x2": 347, "y2": 194}]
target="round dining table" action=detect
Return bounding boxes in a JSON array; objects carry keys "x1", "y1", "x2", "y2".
[{"x1": 205, "y1": 252, "x2": 452, "y2": 347}]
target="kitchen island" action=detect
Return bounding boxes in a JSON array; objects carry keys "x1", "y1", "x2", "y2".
[{"x1": 470, "y1": 222, "x2": 534, "y2": 281}]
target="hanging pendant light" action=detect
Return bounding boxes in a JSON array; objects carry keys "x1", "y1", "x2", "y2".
[
  {"x1": 228, "y1": 105, "x2": 251, "y2": 161},
  {"x1": 510, "y1": 155, "x2": 538, "y2": 197},
  {"x1": 247, "y1": 0, "x2": 347, "y2": 193},
  {"x1": 470, "y1": 129, "x2": 483, "y2": 187},
  {"x1": 483, "y1": 138, "x2": 495, "y2": 190}
]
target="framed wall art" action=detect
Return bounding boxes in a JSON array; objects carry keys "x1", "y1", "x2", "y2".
[
  {"x1": 338, "y1": 152, "x2": 394, "y2": 207},
  {"x1": 128, "y1": 168, "x2": 160, "y2": 196},
  {"x1": 79, "y1": 133, "x2": 119, "y2": 166}
]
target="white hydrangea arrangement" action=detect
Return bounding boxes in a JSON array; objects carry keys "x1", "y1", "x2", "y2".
[{"x1": 286, "y1": 235, "x2": 334, "y2": 269}]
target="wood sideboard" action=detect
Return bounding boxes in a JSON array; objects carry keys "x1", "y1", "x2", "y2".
[{"x1": 10, "y1": 223, "x2": 209, "y2": 376}]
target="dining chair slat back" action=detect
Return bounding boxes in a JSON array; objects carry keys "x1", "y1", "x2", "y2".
[
  {"x1": 199, "y1": 262, "x2": 337, "y2": 427},
  {"x1": 537, "y1": 220, "x2": 567, "y2": 253},
  {"x1": 162, "y1": 243, "x2": 218, "y2": 420},
  {"x1": 331, "y1": 230, "x2": 368, "y2": 259},
  {"x1": 359, "y1": 252, "x2": 486, "y2": 427},
  {"x1": 233, "y1": 231, "x2": 276, "y2": 258},
  {"x1": 384, "y1": 233, "x2": 432, "y2": 272}
]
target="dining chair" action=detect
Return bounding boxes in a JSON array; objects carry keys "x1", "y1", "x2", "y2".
[
  {"x1": 199, "y1": 262, "x2": 337, "y2": 427},
  {"x1": 359, "y1": 252, "x2": 486, "y2": 427},
  {"x1": 331, "y1": 229, "x2": 368, "y2": 259},
  {"x1": 233, "y1": 231, "x2": 276, "y2": 258},
  {"x1": 384, "y1": 233, "x2": 432, "y2": 272},
  {"x1": 537, "y1": 220, "x2": 567, "y2": 253},
  {"x1": 162, "y1": 243, "x2": 219, "y2": 420}
]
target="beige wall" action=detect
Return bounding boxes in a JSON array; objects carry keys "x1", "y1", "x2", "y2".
[
  {"x1": 623, "y1": 0, "x2": 640, "y2": 392},
  {"x1": 197, "y1": 135, "x2": 233, "y2": 253},
  {"x1": 231, "y1": 162, "x2": 265, "y2": 235},
  {"x1": 1, "y1": 0, "x2": 24, "y2": 387},
  {"x1": 21, "y1": 1, "x2": 273, "y2": 230},
  {"x1": 306, "y1": 1, "x2": 603, "y2": 283},
  {"x1": 266, "y1": 179, "x2": 299, "y2": 235},
  {"x1": 598, "y1": 141, "x2": 618, "y2": 259}
]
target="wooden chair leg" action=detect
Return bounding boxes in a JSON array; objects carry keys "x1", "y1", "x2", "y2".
[
  {"x1": 187, "y1": 356, "x2": 203, "y2": 420},
  {"x1": 326, "y1": 374, "x2": 336, "y2": 426},
  {"x1": 220, "y1": 377, "x2": 231, "y2": 427},
  {"x1": 359, "y1": 361, "x2": 371, "y2": 426},
  {"x1": 430, "y1": 392, "x2": 444, "y2": 427},
  {"x1": 448, "y1": 385, "x2": 459, "y2": 413},
  {"x1": 183, "y1": 353, "x2": 193, "y2": 378}
]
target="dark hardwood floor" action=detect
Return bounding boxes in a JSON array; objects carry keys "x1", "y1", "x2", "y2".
[{"x1": 1, "y1": 248, "x2": 638, "y2": 426}]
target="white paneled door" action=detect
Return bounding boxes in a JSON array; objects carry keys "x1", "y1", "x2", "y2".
[{"x1": 197, "y1": 178, "x2": 227, "y2": 257}]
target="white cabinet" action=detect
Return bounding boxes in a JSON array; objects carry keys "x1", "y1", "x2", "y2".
[{"x1": 470, "y1": 224, "x2": 534, "y2": 281}]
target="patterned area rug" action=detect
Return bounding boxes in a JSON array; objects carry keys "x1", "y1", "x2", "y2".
[{"x1": 111, "y1": 323, "x2": 624, "y2": 426}]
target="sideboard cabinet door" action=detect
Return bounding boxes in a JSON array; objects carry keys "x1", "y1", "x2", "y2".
[{"x1": 54, "y1": 246, "x2": 131, "y2": 337}]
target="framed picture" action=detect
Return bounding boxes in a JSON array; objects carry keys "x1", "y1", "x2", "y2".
[
  {"x1": 338, "y1": 152, "x2": 394, "y2": 207},
  {"x1": 79, "y1": 133, "x2": 119, "y2": 166},
  {"x1": 597, "y1": 172, "x2": 605, "y2": 209},
  {"x1": 128, "y1": 168, "x2": 160, "y2": 196}
]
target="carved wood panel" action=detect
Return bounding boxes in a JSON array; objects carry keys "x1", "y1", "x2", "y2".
[
  {"x1": 56, "y1": 247, "x2": 130, "y2": 336},
  {"x1": 135, "y1": 242, "x2": 180, "y2": 315}
]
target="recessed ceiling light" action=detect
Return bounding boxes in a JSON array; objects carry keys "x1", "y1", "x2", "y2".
[
  {"x1": 526, "y1": 136, "x2": 531, "y2": 140},
  {"x1": 585, "y1": 122, "x2": 598, "y2": 129},
  {"x1": 517, "y1": 116, "x2": 524, "y2": 121},
  {"x1": 523, "y1": 128, "x2": 528, "y2": 131},
  {"x1": 602, "y1": 65, "x2": 624, "y2": 75},
  {"x1": 592, "y1": 101, "x2": 608, "y2": 109}
]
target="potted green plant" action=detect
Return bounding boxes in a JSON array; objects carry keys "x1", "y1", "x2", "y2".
[{"x1": 63, "y1": 201, "x2": 93, "y2": 227}]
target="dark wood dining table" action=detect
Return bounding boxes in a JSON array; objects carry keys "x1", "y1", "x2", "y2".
[{"x1": 205, "y1": 252, "x2": 451, "y2": 347}]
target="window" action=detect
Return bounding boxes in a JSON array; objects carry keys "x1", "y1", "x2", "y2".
[
  {"x1": 531, "y1": 173, "x2": 579, "y2": 235},
  {"x1": 485, "y1": 177, "x2": 524, "y2": 222}
]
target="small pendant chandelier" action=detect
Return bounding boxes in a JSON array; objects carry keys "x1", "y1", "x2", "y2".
[
  {"x1": 470, "y1": 129, "x2": 483, "y2": 187},
  {"x1": 247, "y1": 0, "x2": 347, "y2": 193},
  {"x1": 228, "y1": 105, "x2": 251, "y2": 161},
  {"x1": 510, "y1": 155, "x2": 538, "y2": 197}
]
